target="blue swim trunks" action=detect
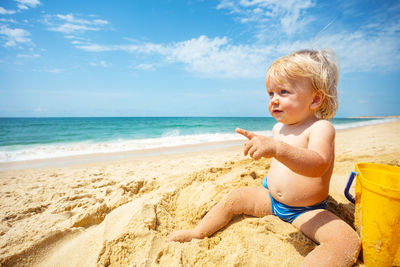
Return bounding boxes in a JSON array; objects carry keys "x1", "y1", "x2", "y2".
[{"x1": 262, "y1": 176, "x2": 327, "y2": 224}]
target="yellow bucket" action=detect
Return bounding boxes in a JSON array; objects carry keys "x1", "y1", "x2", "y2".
[{"x1": 346, "y1": 163, "x2": 400, "y2": 266}]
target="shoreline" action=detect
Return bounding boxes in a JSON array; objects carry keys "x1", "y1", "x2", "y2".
[
  {"x1": 0, "y1": 140, "x2": 244, "y2": 171},
  {"x1": 349, "y1": 115, "x2": 400, "y2": 119}
]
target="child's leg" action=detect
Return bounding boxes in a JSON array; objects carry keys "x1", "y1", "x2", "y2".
[
  {"x1": 167, "y1": 187, "x2": 272, "y2": 242},
  {"x1": 292, "y1": 209, "x2": 361, "y2": 267}
]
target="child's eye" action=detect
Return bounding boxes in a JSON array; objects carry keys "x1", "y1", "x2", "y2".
[
  {"x1": 281, "y1": 89, "x2": 289, "y2": 94},
  {"x1": 268, "y1": 92, "x2": 274, "y2": 97}
]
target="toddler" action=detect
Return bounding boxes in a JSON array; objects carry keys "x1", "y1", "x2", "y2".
[{"x1": 167, "y1": 49, "x2": 361, "y2": 267}]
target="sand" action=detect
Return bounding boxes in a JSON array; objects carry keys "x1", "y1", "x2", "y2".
[{"x1": 0, "y1": 120, "x2": 399, "y2": 266}]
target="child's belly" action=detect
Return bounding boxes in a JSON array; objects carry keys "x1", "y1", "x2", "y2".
[{"x1": 267, "y1": 160, "x2": 330, "y2": 207}]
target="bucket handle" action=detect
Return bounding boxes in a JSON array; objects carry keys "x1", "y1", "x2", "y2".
[{"x1": 344, "y1": 171, "x2": 357, "y2": 204}]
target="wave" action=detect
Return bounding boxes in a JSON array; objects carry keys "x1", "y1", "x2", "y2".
[
  {"x1": 0, "y1": 117, "x2": 397, "y2": 163},
  {"x1": 0, "y1": 130, "x2": 272, "y2": 163},
  {"x1": 333, "y1": 118, "x2": 398, "y2": 130}
]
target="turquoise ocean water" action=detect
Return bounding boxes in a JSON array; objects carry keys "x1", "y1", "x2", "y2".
[{"x1": 0, "y1": 117, "x2": 395, "y2": 163}]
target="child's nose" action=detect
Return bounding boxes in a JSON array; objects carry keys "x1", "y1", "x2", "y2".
[{"x1": 271, "y1": 95, "x2": 279, "y2": 104}]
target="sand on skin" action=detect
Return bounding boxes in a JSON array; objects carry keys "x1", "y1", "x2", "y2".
[{"x1": 0, "y1": 121, "x2": 399, "y2": 266}]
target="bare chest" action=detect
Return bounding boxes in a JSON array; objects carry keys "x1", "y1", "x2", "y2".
[{"x1": 275, "y1": 131, "x2": 310, "y2": 149}]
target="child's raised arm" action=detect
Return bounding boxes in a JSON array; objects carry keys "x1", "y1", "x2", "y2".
[{"x1": 236, "y1": 120, "x2": 335, "y2": 177}]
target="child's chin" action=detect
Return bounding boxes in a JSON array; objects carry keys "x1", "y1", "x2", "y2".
[
  {"x1": 272, "y1": 114, "x2": 284, "y2": 121},
  {"x1": 274, "y1": 116, "x2": 293, "y2": 125}
]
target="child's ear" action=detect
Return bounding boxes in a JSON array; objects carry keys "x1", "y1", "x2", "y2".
[{"x1": 310, "y1": 91, "x2": 325, "y2": 110}]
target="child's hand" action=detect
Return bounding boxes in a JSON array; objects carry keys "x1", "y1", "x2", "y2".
[{"x1": 235, "y1": 128, "x2": 277, "y2": 160}]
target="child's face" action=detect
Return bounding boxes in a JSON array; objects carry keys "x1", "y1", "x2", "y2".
[{"x1": 266, "y1": 76, "x2": 316, "y2": 125}]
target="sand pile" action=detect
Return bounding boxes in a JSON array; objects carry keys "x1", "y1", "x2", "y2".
[{"x1": 0, "y1": 121, "x2": 399, "y2": 266}]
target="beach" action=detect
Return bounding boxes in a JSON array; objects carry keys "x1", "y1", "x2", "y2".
[{"x1": 0, "y1": 120, "x2": 399, "y2": 266}]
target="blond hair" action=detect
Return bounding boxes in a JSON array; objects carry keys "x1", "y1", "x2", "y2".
[{"x1": 266, "y1": 49, "x2": 339, "y2": 120}]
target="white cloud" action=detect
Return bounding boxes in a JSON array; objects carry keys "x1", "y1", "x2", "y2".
[
  {"x1": 74, "y1": 28, "x2": 400, "y2": 78},
  {"x1": 15, "y1": 0, "x2": 41, "y2": 10},
  {"x1": 76, "y1": 43, "x2": 112, "y2": 52},
  {"x1": 44, "y1": 13, "x2": 109, "y2": 34},
  {"x1": 92, "y1": 19, "x2": 109, "y2": 25},
  {"x1": 76, "y1": 43, "x2": 166, "y2": 54},
  {"x1": 17, "y1": 53, "x2": 40, "y2": 58},
  {"x1": 56, "y1": 14, "x2": 108, "y2": 26},
  {"x1": 0, "y1": 7, "x2": 16, "y2": 15},
  {"x1": 0, "y1": 26, "x2": 32, "y2": 47},
  {"x1": 135, "y1": 63, "x2": 156, "y2": 71},
  {"x1": 165, "y1": 35, "x2": 271, "y2": 78},
  {"x1": 0, "y1": 18, "x2": 17, "y2": 23},
  {"x1": 48, "y1": 23, "x2": 100, "y2": 34},
  {"x1": 76, "y1": 35, "x2": 273, "y2": 78},
  {"x1": 90, "y1": 60, "x2": 110, "y2": 67},
  {"x1": 217, "y1": 0, "x2": 315, "y2": 36}
]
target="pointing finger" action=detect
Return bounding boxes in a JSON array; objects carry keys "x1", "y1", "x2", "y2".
[{"x1": 235, "y1": 128, "x2": 256, "y2": 140}]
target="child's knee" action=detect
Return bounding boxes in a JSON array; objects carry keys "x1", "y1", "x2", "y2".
[
  {"x1": 346, "y1": 229, "x2": 361, "y2": 257},
  {"x1": 341, "y1": 226, "x2": 360, "y2": 250},
  {"x1": 337, "y1": 229, "x2": 361, "y2": 265},
  {"x1": 324, "y1": 225, "x2": 361, "y2": 262}
]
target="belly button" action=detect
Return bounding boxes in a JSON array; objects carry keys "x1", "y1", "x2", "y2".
[{"x1": 277, "y1": 192, "x2": 282, "y2": 198}]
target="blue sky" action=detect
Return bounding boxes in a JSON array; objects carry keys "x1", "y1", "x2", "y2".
[{"x1": 0, "y1": 0, "x2": 399, "y2": 117}]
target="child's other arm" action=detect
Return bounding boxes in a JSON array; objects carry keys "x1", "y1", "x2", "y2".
[{"x1": 236, "y1": 121, "x2": 335, "y2": 177}]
